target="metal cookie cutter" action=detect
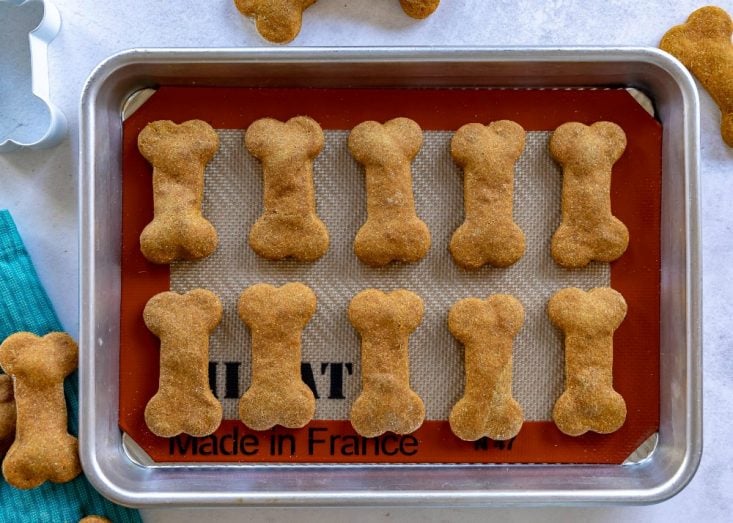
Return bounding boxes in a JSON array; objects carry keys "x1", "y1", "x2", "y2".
[{"x1": 0, "y1": 0, "x2": 66, "y2": 152}]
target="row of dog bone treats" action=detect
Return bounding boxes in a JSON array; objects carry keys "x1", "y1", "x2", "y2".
[
  {"x1": 138, "y1": 117, "x2": 629, "y2": 270},
  {"x1": 143, "y1": 283, "x2": 628, "y2": 442}
]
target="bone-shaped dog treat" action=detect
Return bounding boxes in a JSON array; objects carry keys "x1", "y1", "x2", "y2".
[
  {"x1": 660, "y1": 6, "x2": 733, "y2": 147},
  {"x1": 400, "y1": 0, "x2": 440, "y2": 19},
  {"x1": 549, "y1": 287, "x2": 627, "y2": 436},
  {"x1": 245, "y1": 116, "x2": 329, "y2": 261},
  {"x1": 79, "y1": 517, "x2": 111, "y2": 523},
  {"x1": 349, "y1": 289, "x2": 425, "y2": 437},
  {"x1": 138, "y1": 119, "x2": 219, "y2": 264},
  {"x1": 450, "y1": 121, "x2": 526, "y2": 269},
  {"x1": 235, "y1": 0, "x2": 317, "y2": 43},
  {"x1": 448, "y1": 295, "x2": 525, "y2": 441},
  {"x1": 0, "y1": 332, "x2": 80, "y2": 489},
  {"x1": 0, "y1": 374, "x2": 16, "y2": 458},
  {"x1": 238, "y1": 283, "x2": 317, "y2": 430},
  {"x1": 144, "y1": 289, "x2": 223, "y2": 438},
  {"x1": 550, "y1": 121, "x2": 629, "y2": 268},
  {"x1": 349, "y1": 118, "x2": 431, "y2": 266}
]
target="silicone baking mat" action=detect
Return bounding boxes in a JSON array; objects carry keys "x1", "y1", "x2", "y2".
[{"x1": 119, "y1": 87, "x2": 661, "y2": 464}]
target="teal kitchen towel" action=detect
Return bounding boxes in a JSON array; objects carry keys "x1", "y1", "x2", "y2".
[{"x1": 0, "y1": 210, "x2": 142, "y2": 523}]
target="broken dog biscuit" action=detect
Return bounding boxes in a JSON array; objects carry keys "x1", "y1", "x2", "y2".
[
  {"x1": 349, "y1": 118, "x2": 431, "y2": 266},
  {"x1": 144, "y1": 289, "x2": 223, "y2": 438},
  {"x1": 0, "y1": 374, "x2": 15, "y2": 458},
  {"x1": 550, "y1": 122, "x2": 629, "y2": 268},
  {"x1": 235, "y1": 0, "x2": 317, "y2": 43},
  {"x1": 449, "y1": 295, "x2": 524, "y2": 441},
  {"x1": 450, "y1": 121, "x2": 526, "y2": 269},
  {"x1": 238, "y1": 283, "x2": 316, "y2": 430},
  {"x1": 660, "y1": 6, "x2": 733, "y2": 147},
  {"x1": 79, "y1": 517, "x2": 111, "y2": 523},
  {"x1": 349, "y1": 289, "x2": 425, "y2": 437},
  {"x1": 549, "y1": 287, "x2": 627, "y2": 436},
  {"x1": 400, "y1": 0, "x2": 440, "y2": 19},
  {"x1": 245, "y1": 116, "x2": 329, "y2": 261},
  {"x1": 0, "y1": 332, "x2": 80, "y2": 489},
  {"x1": 138, "y1": 119, "x2": 219, "y2": 264}
]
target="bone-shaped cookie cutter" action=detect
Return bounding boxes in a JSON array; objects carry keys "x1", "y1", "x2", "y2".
[{"x1": 0, "y1": 0, "x2": 66, "y2": 152}]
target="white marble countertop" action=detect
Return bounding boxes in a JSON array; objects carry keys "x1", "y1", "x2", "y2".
[{"x1": 1, "y1": 0, "x2": 731, "y2": 521}]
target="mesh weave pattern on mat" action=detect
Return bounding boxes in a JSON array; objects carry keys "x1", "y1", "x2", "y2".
[{"x1": 170, "y1": 129, "x2": 609, "y2": 421}]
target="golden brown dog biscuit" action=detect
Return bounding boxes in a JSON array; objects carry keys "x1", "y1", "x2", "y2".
[
  {"x1": 349, "y1": 289, "x2": 425, "y2": 437},
  {"x1": 400, "y1": 0, "x2": 440, "y2": 19},
  {"x1": 550, "y1": 122, "x2": 629, "y2": 268},
  {"x1": 549, "y1": 287, "x2": 627, "y2": 436},
  {"x1": 138, "y1": 119, "x2": 219, "y2": 264},
  {"x1": 235, "y1": 0, "x2": 317, "y2": 43},
  {"x1": 349, "y1": 118, "x2": 431, "y2": 267},
  {"x1": 144, "y1": 289, "x2": 223, "y2": 438},
  {"x1": 0, "y1": 374, "x2": 16, "y2": 458},
  {"x1": 245, "y1": 116, "x2": 329, "y2": 261},
  {"x1": 660, "y1": 6, "x2": 733, "y2": 147},
  {"x1": 450, "y1": 121, "x2": 526, "y2": 269},
  {"x1": 449, "y1": 295, "x2": 524, "y2": 441},
  {"x1": 0, "y1": 332, "x2": 80, "y2": 489},
  {"x1": 238, "y1": 283, "x2": 317, "y2": 430},
  {"x1": 79, "y1": 517, "x2": 111, "y2": 523}
]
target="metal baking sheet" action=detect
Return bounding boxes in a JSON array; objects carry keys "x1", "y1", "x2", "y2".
[{"x1": 78, "y1": 47, "x2": 701, "y2": 507}]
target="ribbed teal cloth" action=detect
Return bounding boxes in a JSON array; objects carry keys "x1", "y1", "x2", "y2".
[{"x1": 0, "y1": 210, "x2": 142, "y2": 523}]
